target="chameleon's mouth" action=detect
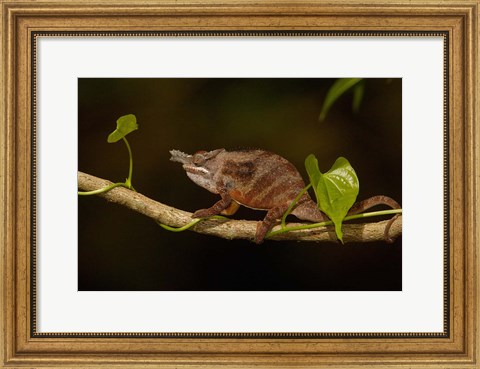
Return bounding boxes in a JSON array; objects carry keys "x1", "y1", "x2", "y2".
[
  {"x1": 170, "y1": 148, "x2": 210, "y2": 176},
  {"x1": 183, "y1": 164, "x2": 210, "y2": 175}
]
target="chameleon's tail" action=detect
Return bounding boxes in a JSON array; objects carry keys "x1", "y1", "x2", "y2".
[
  {"x1": 346, "y1": 195, "x2": 401, "y2": 243},
  {"x1": 293, "y1": 195, "x2": 401, "y2": 243}
]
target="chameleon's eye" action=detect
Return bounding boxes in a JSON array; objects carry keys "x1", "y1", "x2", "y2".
[{"x1": 193, "y1": 153, "x2": 206, "y2": 166}]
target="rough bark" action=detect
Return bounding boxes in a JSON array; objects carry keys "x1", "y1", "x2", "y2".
[{"x1": 78, "y1": 171, "x2": 402, "y2": 243}]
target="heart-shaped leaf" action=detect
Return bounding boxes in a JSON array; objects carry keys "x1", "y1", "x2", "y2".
[
  {"x1": 107, "y1": 114, "x2": 138, "y2": 143},
  {"x1": 305, "y1": 155, "x2": 359, "y2": 243},
  {"x1": 305, "y1": 154, "x2": 321, "y2": 189}
]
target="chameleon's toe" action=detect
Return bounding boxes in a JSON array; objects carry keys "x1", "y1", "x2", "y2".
[
  {"x1": 254, "y1": 222, "x2": 269, "y2": 244},
  {"x1": 192, "y1": 209, "x2": 211, "y2": 218}
]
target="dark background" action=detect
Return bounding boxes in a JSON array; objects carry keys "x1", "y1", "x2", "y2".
[{"x1": 78, "y1": 78, "x2": 402, "y2": 291}]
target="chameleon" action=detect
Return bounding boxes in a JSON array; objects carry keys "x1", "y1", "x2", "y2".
[{"x1": 170, "y1": 148, "x2": 400, "y2": 244}]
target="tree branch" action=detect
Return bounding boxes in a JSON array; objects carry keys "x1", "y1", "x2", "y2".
[{"x1": 78, "y1": 171, "x2": 402, "y2": 243}]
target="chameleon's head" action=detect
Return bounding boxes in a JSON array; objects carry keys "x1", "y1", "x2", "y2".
[{"x1": 170, "y1": 149, "x2": 225, "y2": 193}]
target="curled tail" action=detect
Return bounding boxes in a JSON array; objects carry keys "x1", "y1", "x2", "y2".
[{"x1": 291, "y1": 194, "x2": 401, "y2": 243}]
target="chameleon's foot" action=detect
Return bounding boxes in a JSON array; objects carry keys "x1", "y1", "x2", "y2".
[
  {"x1": 254, "y1": 205, "x2": 289, "y2": 244},
  {"x1": 192, "y1": 190, "x2": 232, "y2": 219},
  {"x1": 192, "y1": 209, "x2": 216, "y2": 218},
  {"x1": 254, "y1": 222, "x2": 269, "y2": 244}
]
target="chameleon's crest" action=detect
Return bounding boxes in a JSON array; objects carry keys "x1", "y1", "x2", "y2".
[{"x1": 169, "y1": 149, "x2": 192, "y2": 164}]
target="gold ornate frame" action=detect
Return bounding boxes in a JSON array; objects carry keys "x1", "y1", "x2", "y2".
[{"x1": 1, "y1": 1, "x2": 478, "y2": 367}]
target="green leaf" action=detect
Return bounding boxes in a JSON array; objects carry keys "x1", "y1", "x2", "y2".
[
  {"x1": 352, "y1": 80, "x2": 365, "y2": 113},
  {"x1": 305, "y1": 154, "x2": 321, "y2": 189},
  {"x1": 319, "y1": 78, "x2": 363, "y2": 122},
  {"x1": 107, "y1": 114, "x2": 138, "y2": 143},
  {"x1": 305, "y1": 155, "x2": 359, "y2": 243}
]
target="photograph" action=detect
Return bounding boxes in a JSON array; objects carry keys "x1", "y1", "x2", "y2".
[
  {"x1": 3, "y1": 0, "x2": 479, "y2": 366},
  {"x1": 78, "y1": 77, "x2": 402, "y2": 291}
]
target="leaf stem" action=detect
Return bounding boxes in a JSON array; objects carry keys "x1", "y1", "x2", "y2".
[
  {"x1": 158, "y1": 218, "x2": 202, "y2": 232},
  {"x1": 78, "y1": 137, "x2": 136, "y2": 196},
  {"x1": 123, "y1": 137, "x2": 133, "y2": 189},
  {"x1": 78, "y1": 182, "x2": 126, "y2": 196},
  {"x1": 344, "y1": 209, "x2": 402, "y2": 221},
  {"x1": 157, "y1": 215, "x2": 229, "y2": 232},
  {"x1": 281, "y1": 184, "x2": 312, "y2": 229},
  {"x1": 268, "y1": 208, "x2": 402, "y2": 238}
]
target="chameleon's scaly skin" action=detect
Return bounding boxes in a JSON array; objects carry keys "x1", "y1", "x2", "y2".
[
  {"x1": 170, "y1": 149, "x2": 400, "y2": 244},
  {"x1": 170, "y1": 148, "x2": 326, "y2": 243}
]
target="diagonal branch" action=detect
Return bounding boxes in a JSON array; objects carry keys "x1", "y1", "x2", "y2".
[{"x1": 78, "y1": 171, "x2": 402, "y2": 243}]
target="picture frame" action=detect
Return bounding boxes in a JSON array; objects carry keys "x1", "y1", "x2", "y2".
[{"x1": 1, "y1": 0, "x2": 478, "y2": 367}]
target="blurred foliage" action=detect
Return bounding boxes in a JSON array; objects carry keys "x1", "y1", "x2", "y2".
[{"x1": 319, "y1": 78, "x2": 365, "y2": 121}]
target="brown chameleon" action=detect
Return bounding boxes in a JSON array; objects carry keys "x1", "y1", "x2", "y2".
[{"x1": 170, "y1": 148, "x2": 400, "y2": 244}]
